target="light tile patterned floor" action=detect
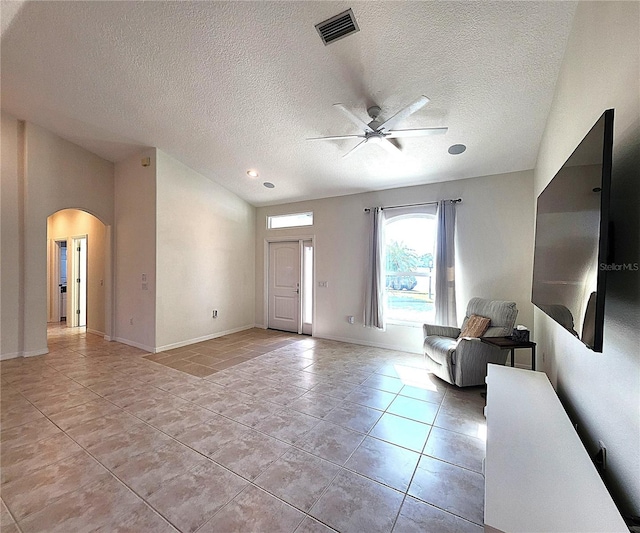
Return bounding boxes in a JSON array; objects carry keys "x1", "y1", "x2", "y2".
[
  {"x1": 143, "y1": 330, "x2": 300, "y2": 377},
  {"x1": 0, "y1": 325, "x2": 486, "y2": 533}
]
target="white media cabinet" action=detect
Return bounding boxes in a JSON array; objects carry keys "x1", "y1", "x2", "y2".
[{"x1": 484, "y1": 364, "x2": 627, "y2": 532}]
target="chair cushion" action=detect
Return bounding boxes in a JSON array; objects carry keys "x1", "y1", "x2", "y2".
[
  {"x1": 462, "y1": 298, "x2": 518, "y2": 337},
  {"x1": 423, "y1": 336, "x2": 458, "y2": 366},
  {"x1": 458, "y1": 314, "x2": 490, "y2": 338}
]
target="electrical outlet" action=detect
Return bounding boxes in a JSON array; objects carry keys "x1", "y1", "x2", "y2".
[
  {"x1": 595, "y1": 441, "x2": 607, "y2": 471},
  {"x1": 129, "y1": 317, "x2": 133, "y2": 325},
  {"x1": 212, "y1": 309, "x2": 218, "y2": 318},
  {"x1": 348, "y1": 315, "x2": 355, "y2": 324}
]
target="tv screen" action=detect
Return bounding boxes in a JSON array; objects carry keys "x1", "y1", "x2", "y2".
[{"x1": 532, "y1": 109, "x2": 614, "y2": 352}]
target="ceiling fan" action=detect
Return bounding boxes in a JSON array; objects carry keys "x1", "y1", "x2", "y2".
[{"x1": 308, "y1": 95, "x2": 448, "y2": 158}]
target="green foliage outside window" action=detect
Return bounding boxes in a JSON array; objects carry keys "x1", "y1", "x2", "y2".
[{"x1": 386, "y1": 240, "x2": 419, "y2": 273}]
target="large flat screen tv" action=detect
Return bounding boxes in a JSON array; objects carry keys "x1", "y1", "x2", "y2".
[{"x1": 532, "y1": 109, "x2": 614, "y2": 352}]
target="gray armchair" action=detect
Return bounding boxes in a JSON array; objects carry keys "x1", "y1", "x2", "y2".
[{"x1": 423, "y1": 298, "x2": 518, "y2": 387}]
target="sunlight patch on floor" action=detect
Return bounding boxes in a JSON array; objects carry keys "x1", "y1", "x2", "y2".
[{"x1": 394, "y1": 364, "x2": 439, "y2": 390}]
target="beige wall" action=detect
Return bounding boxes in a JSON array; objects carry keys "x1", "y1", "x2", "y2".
[
  {"x1": 1, "y1": 114, "x2": 114, "y2": 359},
  {"x1": 155, "y1": 150, "x2": 256, "y2": 350},
  {"x1": 113, "y1": 149, "x2": 256, "y2": 352},
  {"x1": 255, "y1": 170, "x2": 534, "y2": 357},
  {"x1": 47, "y1": 209, "x2": 107, "y2": 335},
  {"x1": 1, "y1": 113, "x2": 22, "y2": 358},
  {"x1": 114, "y1": 149, "x2": 157, "y2": 351},
  {"x1": 533, "y1": 1, "x2": 639, "y2": 515}
]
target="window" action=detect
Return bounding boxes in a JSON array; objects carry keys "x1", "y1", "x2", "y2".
[
  {"x1": 384, "y1": 213, "x2": 437, "y2": 324},
  {"x1": 303, "y1": 243, "x2": 313, "y2": 326},
  {"x1": 267, "y1": 212, "x2": 313, "y2": 229}
]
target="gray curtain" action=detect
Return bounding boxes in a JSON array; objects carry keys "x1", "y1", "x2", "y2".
[
  {"x1": 364, "y1": 207, "x2": 384, "y2": 329},
  {"x1": 435, "y1": 200, "x2": 457, "y2": 326}
]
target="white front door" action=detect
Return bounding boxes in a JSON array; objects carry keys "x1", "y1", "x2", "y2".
[{"x1": 268, "y1": 241, "x2": 300, "y2": 333}]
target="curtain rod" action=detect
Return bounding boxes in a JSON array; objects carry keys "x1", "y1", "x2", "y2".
[{"x1": 363, "y1": 198, "x2": 462, "y2": 213}]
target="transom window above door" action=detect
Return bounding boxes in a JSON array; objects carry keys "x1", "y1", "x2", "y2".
[{"x1": 267, "y1": 212, "x2": 313, "y2": 229}]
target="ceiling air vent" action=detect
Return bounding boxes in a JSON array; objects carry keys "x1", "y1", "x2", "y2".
[{"x1": 315, "y1": 9, "x2": 359, "y2": 46}]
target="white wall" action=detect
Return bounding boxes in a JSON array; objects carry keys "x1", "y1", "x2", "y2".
[
  {"x1": 114, "y1": 149, "x2": 157, "y2": 351},
  {"x1": 155, "y1": 150, "x2": 256, "y2": 350},
  {"x1": 47, "y1": 209, "x2": 107, "y2": 335},
  {"x1": 533, "y1": 1, "x2": 639, "y2": 516},
  {"x1": 256, "y1": 170, "x2": 534, "y2": 357},
  {"x1": 1, "y1": 115, "x2": 114, "y2": 359}
]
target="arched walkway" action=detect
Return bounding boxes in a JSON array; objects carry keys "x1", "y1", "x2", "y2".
[{"x1": 46, "y1": 208, "x2": 111, "y2": 345}]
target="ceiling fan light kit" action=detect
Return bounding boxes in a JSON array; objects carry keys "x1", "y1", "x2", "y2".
[
  {"x1": 308, "y1": 95, "x2": 448, "y2": 157},
  {"x1": 366, "y1": 106, "x2": 382, "y2": 122}
]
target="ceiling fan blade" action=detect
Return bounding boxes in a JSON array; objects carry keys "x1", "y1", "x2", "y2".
[
  {"x1": 333, "y1": 104, "x2": 374, "y2": 133},
  {"x1": 386, "y1": 127, "x2": 448, "y2": 138},
  {"x1": 306, "y1": 134, "x2": 365, "y2": 141},
  {"x1": 378, "y1": 95, "x2": 430, "y2": 131},
  {"x1": 378, "y1": 138, "x2": 403, "y2": 156},
  {"x1": 342, "y1": 139, "x2": 368, "y2": 158}
]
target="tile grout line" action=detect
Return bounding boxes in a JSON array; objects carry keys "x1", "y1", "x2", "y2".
[{"x1": 1, "y1": 496, "x2": 24, "y2": 533}]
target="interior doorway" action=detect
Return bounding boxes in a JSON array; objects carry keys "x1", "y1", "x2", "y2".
[
  {"x1": 267, "y1": 240, "x2": 313, "y2": 334},
  {"x1": 47, "y1": 209, "x2": 108, "y2": 337}
]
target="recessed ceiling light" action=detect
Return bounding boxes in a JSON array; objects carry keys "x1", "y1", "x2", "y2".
[
  {"x1": 247, "y1": 170, "x2": 259, "y2": 178},
  {"x1": 263, "y1": 182, "x2": 275, "y2": 189},
  {"x1": 448, "y1": 144, "x2": 467, "y2": 155}
]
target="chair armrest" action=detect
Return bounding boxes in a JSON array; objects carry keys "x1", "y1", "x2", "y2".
[
  {"x1": 456, "y1": 337, "x2": 507, "y2": 364},
  {"x1": 424, "y1": 324, "x2": 461, "y2": 339},
  {"x1": 450, "y1": 338, "x2": 510, "y2": 387}
]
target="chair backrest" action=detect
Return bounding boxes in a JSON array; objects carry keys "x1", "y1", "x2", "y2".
[{"x1": 461, "y1": 297, "x2": 518, "y2": 337}]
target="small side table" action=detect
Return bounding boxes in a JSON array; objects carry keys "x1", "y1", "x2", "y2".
[{"x1": 480, "y1": 336, "x2": 537, "y2": 371}]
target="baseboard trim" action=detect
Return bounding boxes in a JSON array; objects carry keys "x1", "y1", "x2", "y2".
[
  {"x1": 113, "y1": 337, "x2": 156, "y2": 354},
  {"x1": 314, "y1": 334, "x2": 422, "y2": 355},
  {"x1": 24, "y1": 348, "x2": 49, "y2": 358},
  {"x1": 1, "y1": 348, "x2": 49, "y2": 360},
  {"x1": 154, "y1": 324, "x2": 256, "y2": 353},
  {"x1": 86, "y1": 328, "x2": 105, "y2": 337}
]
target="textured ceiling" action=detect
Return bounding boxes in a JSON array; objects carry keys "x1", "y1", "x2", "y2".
[{"x1": 1, "y1": 1, "x2": 576, "y2": 206}]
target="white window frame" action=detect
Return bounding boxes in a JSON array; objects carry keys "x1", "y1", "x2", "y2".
[
  {"x1": 267, "y1": 212, "x2": 313, "y2": 230},
  {"x1": 383, "y1": 210, "x2": 437, "y2": 327}
]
